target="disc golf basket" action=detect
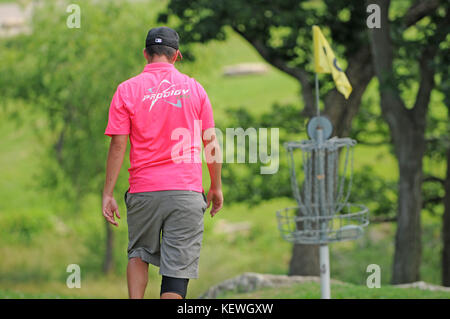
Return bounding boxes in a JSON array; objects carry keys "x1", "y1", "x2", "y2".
[{"x1": 276, "y1": 116, "x2": 369, "y2": 299}]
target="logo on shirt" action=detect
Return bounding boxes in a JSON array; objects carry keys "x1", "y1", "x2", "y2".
[{"x1": 142, "y1": 79, "x2": 190, "y2": 111}]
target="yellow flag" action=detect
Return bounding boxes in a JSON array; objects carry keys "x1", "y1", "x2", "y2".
[{"x1": 313, "y1": 25, "x2": 352, "y2": 99}]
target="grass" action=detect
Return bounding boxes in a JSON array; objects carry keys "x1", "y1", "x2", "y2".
[
  {"x1": 0, "y1": 0, "x2": 448, "y2": 300},
  {"x1": 218, "y1": 282, "x2": 450, "y2": 299},
  {"x1": 0, "y1": 194, "x2": 445, "y2": 298},
  {"x1": 2, "y1": 281, "x2": 450, "y2": 299},
  {"x1": 0, "y1": 290, "x2": 72, "y2": 299}
]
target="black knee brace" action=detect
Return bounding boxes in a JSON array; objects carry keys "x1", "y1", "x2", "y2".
[{"x1": 160, "y1": 276, "x2": 189, "y2": 298}]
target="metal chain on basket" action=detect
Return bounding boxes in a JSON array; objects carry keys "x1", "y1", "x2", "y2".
[{"x1": 281, "y1": 138, "x2": 364, "y2": 244}]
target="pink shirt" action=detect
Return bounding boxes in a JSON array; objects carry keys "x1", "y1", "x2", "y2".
[{"x1": 105, "y1": 62, "x2": 215, "y2": 193}]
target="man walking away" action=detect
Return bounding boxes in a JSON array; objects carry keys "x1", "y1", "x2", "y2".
[{"x1": 101, "y1": 26, "x2": 223, "y2": 299}]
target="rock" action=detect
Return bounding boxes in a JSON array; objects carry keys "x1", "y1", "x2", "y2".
[
  {"x1": 223, "y1": 63, "x2": 268, "y2": 77},
  {"x1": 394, "y1": 281, "x2": 450, "y2": 292},
  {"x1": 199, "y1": 272, "x2": 450, "y2": 298},
  {"x1": 214, "y1": 219, "x2": 251, "y2": 235},
  {"x1": 0, "y1": 2, "x2": 33, "y2": 37},
  {"x1": 1, "y1": 16, "x2": 25, "y2": 28},
  {"x1": 198, "y1": 272, "x2": 343, "y2": 299}
]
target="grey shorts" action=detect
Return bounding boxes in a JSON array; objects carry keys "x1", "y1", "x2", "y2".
[{"x1": 125, "y1": 190, "x2": 208, "y2": 279}]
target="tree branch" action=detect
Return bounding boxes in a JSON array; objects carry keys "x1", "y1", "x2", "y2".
[
  {"x1": 368, "y1": 0, "x2": 408, "y2": 134},
  {"x1": 412, "y1": 46, "x2": 438, "y2": 123},
  {"x1": 371, "y1": 216, "x2": 397, "y2": 223},
  {"x1": 231, "y1": 26, "x2": 315, "y2": 117},
  {"x1": 411, "y1": 7, "x2": 448, "y2": 122},
  {"x1": 356, "y1": 140, "x2": 390, "y2": 147},
  {"x1": 423, "y1": 196, "x2": 444, "y2": 208},
  {"x1": 404, "y1": 0, "x2": 440, "y2": 28},
  {"x1": 423, "y1": 175, "x2": 445, "y2": 185}
]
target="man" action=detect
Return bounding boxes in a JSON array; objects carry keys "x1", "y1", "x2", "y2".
[{"x1": 102, "y1": 26, "x2": 223, "y2": 299}]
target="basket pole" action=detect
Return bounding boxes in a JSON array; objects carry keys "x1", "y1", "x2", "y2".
[
  {"x1": 315, "y1": 73, "x2": 331, "y2": 299},
  {"x1": 319, "y1": 244, "x2": 331, "y2": 299}
]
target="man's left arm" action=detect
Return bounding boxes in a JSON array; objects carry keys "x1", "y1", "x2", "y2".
[{"x1": 102, "y1": 135, "x2": 128, "y2": 227}]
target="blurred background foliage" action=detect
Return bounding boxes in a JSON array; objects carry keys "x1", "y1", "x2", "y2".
[{"x1": 0, "y1": 0, "x2": 448, "y2": 298}]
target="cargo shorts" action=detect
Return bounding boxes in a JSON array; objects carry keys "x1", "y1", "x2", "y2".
[{"x1": 125, "y1": 190, "x2": 208, "y2": 279}]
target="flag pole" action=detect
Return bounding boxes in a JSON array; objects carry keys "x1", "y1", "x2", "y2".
[
  {"x1": 314, "y1": 30, "x2": 330, "y2": 297},
  {"x1": 315, "y1": 73, "x2": 320, "y2": 119}
]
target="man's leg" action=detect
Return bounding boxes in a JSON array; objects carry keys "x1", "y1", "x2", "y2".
[
  {"x1": 160, "y1": 292, "x2": 183, "y2": 299},
  {"x1": 127, "y1": 257, "x2": 149, "y2": 299},
  {"x1": 160, "y1": 276, "x2": 189, "y2": 299}
]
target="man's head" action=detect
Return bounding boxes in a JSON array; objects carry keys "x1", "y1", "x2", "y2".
[{"x1": 144, "y1": 26, "x2": 182, "y2": 64}]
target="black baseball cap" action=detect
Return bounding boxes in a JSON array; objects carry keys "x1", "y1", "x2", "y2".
[{"x1": 145, "y1": 26, "x2": 180, "y2": 50}]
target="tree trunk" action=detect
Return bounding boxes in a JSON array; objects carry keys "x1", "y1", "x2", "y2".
[
  {"x1": 442, "y1": 149, "x2": 450, "y2": 286},
  {"x1": 367, "y1": 0, "x2": 439, "y2": 284},
  {"x1": 391, "y1": 128, "x2": 425, "y2": 283},
  {"x1": 103, "y1": 219, "x2": 114, "y2": 274},
  {"x1": 289, "y1": 244, "x2": 320, "y2": 276}
]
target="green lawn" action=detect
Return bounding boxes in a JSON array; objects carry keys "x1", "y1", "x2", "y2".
[
  {"x1": 219, "y1": 282, "x2": 450, "y2": 299},
  {"x1": 0, "y1": 290, "x2": 76, "y2": 299},
  {"x1": 2, "y1": 281, "x2": 449, "y2": 299}
]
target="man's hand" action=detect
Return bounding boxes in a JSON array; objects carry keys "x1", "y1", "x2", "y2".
[
  {"x1": 206, "y1": 187, "x2": 223, "y2": 217},
  {"x1": 102, "y1": 194, "x2": 121, "y2": 227},
  {"x1": 202, "y1": 129, "x2": 223, "y2": 218}
]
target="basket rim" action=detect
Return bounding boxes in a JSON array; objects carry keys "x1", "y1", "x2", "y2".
[
  {"x1": 276, "y1": 203, "x2": 369, "y2": 218},
  {"x1": 275, "y1": 203, "x2": 370, "y2": 244}
]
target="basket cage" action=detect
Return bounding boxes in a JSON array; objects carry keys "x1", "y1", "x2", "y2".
[{"x1": 276, "y1": 137, "x2": 369, "y2": 244}]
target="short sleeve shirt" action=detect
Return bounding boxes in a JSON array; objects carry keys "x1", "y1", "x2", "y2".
[{"x1": 105, "y1": 62, "x2": 215, "y2": 193}]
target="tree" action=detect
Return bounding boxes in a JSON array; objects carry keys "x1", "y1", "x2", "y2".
[
  {"x1": 368, "y1": 0, "x2": 448, "y2": 283},
  {"x1": 0, "y1": 1, "x2": 158, "y2": 273},
  {"x1": 160, "y1": 0, "x2": 375, "y2": 276}
]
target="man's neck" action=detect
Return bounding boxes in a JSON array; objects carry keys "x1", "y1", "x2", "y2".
[{"x1": 148, "y1": 57, "x2": 173, "y2": 64}]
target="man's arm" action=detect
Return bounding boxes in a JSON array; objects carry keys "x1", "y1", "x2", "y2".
[
  {"x1": 202, "y1": 128, "x2": 223, "y2": 217},
  {"x1": 102, "y1": 135, "x2": 128, "y2": 227}
]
